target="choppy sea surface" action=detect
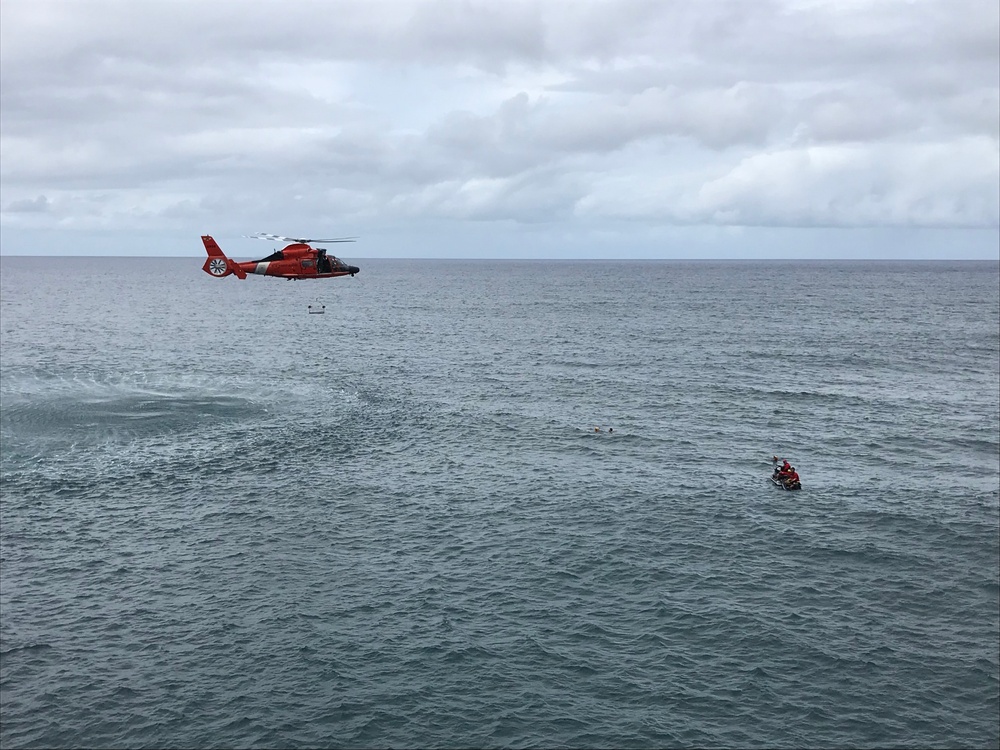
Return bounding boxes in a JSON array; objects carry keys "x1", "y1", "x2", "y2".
[{"x1": 1, "y1": 255, "x2": 998, "y2": 749}]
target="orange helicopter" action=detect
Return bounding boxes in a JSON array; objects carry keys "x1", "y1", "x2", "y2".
[{"x1": 201, "y1": 233, "x2": 360, "y2": 280}]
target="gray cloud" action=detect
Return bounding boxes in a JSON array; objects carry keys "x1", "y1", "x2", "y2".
[{"x1": 0, "y1": 0, "x2": 997, "y2": 256}]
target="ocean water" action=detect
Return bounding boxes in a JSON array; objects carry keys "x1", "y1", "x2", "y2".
[{"x1": 1, "y1": 255, "x2": 998, "y2": 749}]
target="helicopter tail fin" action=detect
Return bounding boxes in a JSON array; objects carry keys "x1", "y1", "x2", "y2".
[{"x1": 201, "y1": 235, "x2": 247, "y2": 279}]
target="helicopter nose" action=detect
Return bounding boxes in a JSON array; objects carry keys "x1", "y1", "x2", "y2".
[{"x1": 348, "y1": 265, "x2": 360, "y2": 276}]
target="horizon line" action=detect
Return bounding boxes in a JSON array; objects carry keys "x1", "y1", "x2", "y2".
[{"x1": 2, "y1": 254, "x2": 998, "y2": 262}]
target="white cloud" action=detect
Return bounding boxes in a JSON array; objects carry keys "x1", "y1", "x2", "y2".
[{"x1": 578, "y1": 137, "x2": 999, "y2": 229}]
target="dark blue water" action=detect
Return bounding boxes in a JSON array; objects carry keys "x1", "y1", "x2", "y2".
[{"x1": 2, "y1": 256, "x2": 998, "y2": 749}]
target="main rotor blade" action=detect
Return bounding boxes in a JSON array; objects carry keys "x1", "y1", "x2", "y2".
[{"x1": 247, "y1": 232, "x2": 357, "y2": 243}]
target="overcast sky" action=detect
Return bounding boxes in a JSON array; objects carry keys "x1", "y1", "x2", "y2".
[{"x1": 1, "y1": 0, "x2": 998, "y2": 259}]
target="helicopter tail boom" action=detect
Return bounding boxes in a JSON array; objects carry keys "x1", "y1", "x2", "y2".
[{"x1": 201, "y1": 236, "x2": 247, "y2": 279}]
